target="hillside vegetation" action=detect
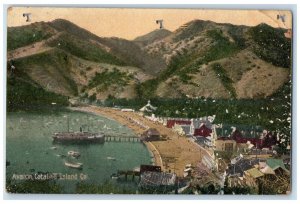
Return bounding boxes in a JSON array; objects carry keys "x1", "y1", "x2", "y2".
[
  {"x1": 7, "y1": 71, "x2": 68, "y2": 111},
  {"x1": 88, "y1": 68, "x2": 133, "y2": 91},
  {"x1": 49, "y1": 19, "x2": 167, "y2": 75},
  {"x1": 137, "y1": 21, "x2": 291, "y2": 99},
  {"x1": 134, "y1": 29, "x2": 172, "y2": 46},
  {"x1": 248, "y1": 23, "x2": 291, "y2": 68},
  {"x1": 7, "y1": 18, "x2": 291, "y2": 106},
  {"x1": 7, "y1": 22, "x2": 56, "y2": 51},
  {"x1": 47, "y1": 33, "x2": 127, "y2": 66},
  {"x1": 12, "y1": 49, "x2": 79, "y2": 96}
]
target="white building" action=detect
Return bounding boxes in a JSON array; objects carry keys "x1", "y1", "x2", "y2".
[{"x1": 139, "y1": 100, "x2": 157, "y2": 113}]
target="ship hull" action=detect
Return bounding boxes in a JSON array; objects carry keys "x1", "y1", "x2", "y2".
[{"x1": 53, "y1": 132, "x2": 105, "y2": 144}]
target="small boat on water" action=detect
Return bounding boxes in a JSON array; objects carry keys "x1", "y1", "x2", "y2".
[
  {"x1": 107, "y1": 157, "x2": 116, "y2": 161},
  {"x1": 50, "y1": 146, "x2": 57, "y2": 150},
  {"x1": 64, "y1": 161, "x2": 83, "y2": 169},
  {"x1": 111, "y1": 173, "x2": 119, "y2": 180},
  {"x1": 56, "y1": 154, "x2": 66, "y2": 158},
  {"x1": 68, "y1": 151, "x2": 80, "y2": 158}
]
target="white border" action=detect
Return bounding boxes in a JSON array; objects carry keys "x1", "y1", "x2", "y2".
[{"x1": 1, "y1": 0, "x2": 299, "y2": 203}]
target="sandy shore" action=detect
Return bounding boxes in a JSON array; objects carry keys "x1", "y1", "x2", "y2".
[{"x1": 71, "y1": 106, "x2": 207, "y2": 177}]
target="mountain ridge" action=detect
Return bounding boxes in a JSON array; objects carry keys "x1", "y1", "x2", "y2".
[{"x1": 7, "y1": 18, "x2": 291, "y2": 103}]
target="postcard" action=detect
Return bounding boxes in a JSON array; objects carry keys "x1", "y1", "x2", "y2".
[{"x1": 6, "y1": 7, "x2": 292, "y2": 195}]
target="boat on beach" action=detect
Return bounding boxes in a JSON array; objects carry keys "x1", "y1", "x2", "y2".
[{"x1": 64, "y1": 161, "x2": 83, "y2": 169}]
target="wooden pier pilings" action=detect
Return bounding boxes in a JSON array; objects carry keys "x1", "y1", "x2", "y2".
[
  {"x1": 105, "y1": 135, "x2": 141, "y2": 143},
  {"x1": 117, "y1": 170, "x2": 141, "y2": 181}
]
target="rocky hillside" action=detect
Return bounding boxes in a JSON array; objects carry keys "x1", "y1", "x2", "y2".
[
  {"x1": 136, "y1": 20, "x2": 291, "y2": 99},
  {"x1": 134, "y1": 29, "x2": 172, "y2": 47},
  {"x1": 7, "y1": 19, "x2": 291, "y2": 105},
  {"x1": 7, "y1": 19, "x2": 156, "y2": 104}
]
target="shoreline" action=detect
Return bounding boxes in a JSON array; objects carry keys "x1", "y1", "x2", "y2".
[
  {"x1": 71, "y1": 106, "x2": 204, "y2": 177},
  {"x1": 70, "y1": 106, "x2": 164, "y2": 170}
]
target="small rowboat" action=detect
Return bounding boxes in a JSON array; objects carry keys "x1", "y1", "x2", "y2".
[
  {"x1": 68, "y1": 151, "x2": 80, "y2": 158},
  {"x1": 64, "y1": 161, "x2": 83, "y2": 169}
]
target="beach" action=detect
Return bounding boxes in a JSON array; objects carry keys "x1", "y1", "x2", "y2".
[{"x1": 72, "y1": 106, "x2": 207, "y2": 177}]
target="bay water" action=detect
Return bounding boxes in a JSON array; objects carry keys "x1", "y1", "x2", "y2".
[{"x1": 6, "y1": 110, "x2": 152, "y2": 193}]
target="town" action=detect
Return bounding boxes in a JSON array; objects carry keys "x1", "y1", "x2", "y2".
[{"x1": 73, "y1": 99, "x2": 291, "y2": 195}]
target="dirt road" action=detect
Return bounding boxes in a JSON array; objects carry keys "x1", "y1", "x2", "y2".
[{"x1": 7, "y1": 32, "x2": 62, "y2": 60}]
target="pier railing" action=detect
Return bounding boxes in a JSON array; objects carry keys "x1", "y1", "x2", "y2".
[{"x1": 105, "y1": 134, "x2": 141, "y2": 143}]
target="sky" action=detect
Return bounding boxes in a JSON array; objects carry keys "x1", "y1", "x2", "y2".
[{"x1": 7, "y1": 7, "x2": 292, "y2": 40}]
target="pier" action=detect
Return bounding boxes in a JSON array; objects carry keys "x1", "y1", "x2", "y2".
[
  {"x1": 73, "y1": 106, "x2": 204, "y2": 177},
  {"x1": 105, "y1": 134, "x2": 141, "y2": 143},
  {"x1": 117, "y1": 170, "x2": 141, "y2": 181}
]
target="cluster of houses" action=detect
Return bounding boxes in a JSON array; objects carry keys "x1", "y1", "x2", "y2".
[
  {"x1": 137, "y1": 100, "x2": 290, "y2": 193},
  {"x1": 225, "y1": 155, "x2": 290, "y2": 193},
  {"x1": 143, "y1": 116, "x2": 279, "y2": 154},
  {"x1": 138, "y1": 164, "x2": 177, "y2": 194},
  {"x1": 138, "y1": 100, "x2": 280, "y2": 154}
]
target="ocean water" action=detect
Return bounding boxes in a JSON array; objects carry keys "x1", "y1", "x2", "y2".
[{"x1": 6, "y1": 110, "x2": 152, "y2": 193}]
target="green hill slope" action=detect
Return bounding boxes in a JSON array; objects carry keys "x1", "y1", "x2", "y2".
[
  {"x1": 7, "y1": 22, "x2": 56, "y2": 51},
  {"x1": 7, "y1": 18, "x2": 291, "y2": 103}
]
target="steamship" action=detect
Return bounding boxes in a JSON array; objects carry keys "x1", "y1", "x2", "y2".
[{"x1": 52, "y1": 116, "x2": 105, "y2": 144}]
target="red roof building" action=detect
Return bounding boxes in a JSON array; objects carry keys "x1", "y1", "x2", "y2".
[
  {"x1": 166, "y1": 120, "x2": 191, "y2": 128},
  {"x1": 261, "y1": 132, "x2": 277, "y2": 149},
  {"x1": 194, "y1": 124, "x2": 212, "y2": 137},
  {"x1": 231, "y1": 130, "x2": 263, "y2": 148}
]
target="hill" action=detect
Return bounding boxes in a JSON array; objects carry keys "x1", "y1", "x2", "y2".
[
  {"x1": 49, "y1": 19, "x2": 167, "y2": 75},
  {"x1": 134, "y1": 29, "x2": 172, "y2": 46},
  {"x1": 137, "y1": 20, "x2": 291, "y2": 99},
  {"x1": 7, "y1": 19, "x2": 291, "y2": 107},
  {"x1": 7, "y1": 19, "x2": 155, "y2": 108}
]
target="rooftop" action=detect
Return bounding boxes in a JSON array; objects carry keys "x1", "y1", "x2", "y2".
[
  {"x1": 216, "y1": 124, "x2": 263, "y2": 138},
  {"x1": 266, "y1": 158, "x2": 289, "y2": 173},
  {"x1": 139, "y1": 171, "x2": 176, "y2": 187},
  {"x1": 227, "y1": 158, "x2": 260, "y2": 177},
  {"x1": 244, "y1": 168, "x2": 264, "y2": 178}
]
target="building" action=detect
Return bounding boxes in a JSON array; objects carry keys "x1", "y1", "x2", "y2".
[
  {"x1": 215, "y1": 124, "x2": 278, "y2": 150},
  {"x1": 243, "y1": 167, "x2": 264, "y2": 188},
  {"x1": 166, "y1": 119, "x2": 191, "y2": 128},
  {"x1": 121, "y1": 108, "x2": 135, "y2": 112},
  {"x1": 141, "y1": 128, "x2": 160, "y2": 141},
  {"x1": 194, "y1": 136, "x2": 211, "y2": 148},
  {"x1": 190, "y1": 117, "x2": 213, "y2": 136},
  {"x1": 140, "y1": 165, "x2": 161, "y2": 174},
  {"x1": 172, "y1": 123, "x2": 192, "y2": 136},
  {"x1": 194, "y1": 124, "x2": 212, "y2": 137},
  {"x1": 226, "y1": 158, "x2": 260, "y2": 188},
  {"x1": 265, "y1": 158, "x2": 289, "y2": 175},
  {"x1": 261, "y1": 131, "x2": 277, "y2": 149},
  {"x1": 215, "y1": 138, "x2": 237, "y2": 152},
  {"x1": 139, "y1": 100, "x2": 157, "y2": 113},
  {"x1": 227, "y1": 158, "x2": 260, "y2": 177},
  {"x1": 139, "y1": 171, "x2": 177, "y2": 193}
]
